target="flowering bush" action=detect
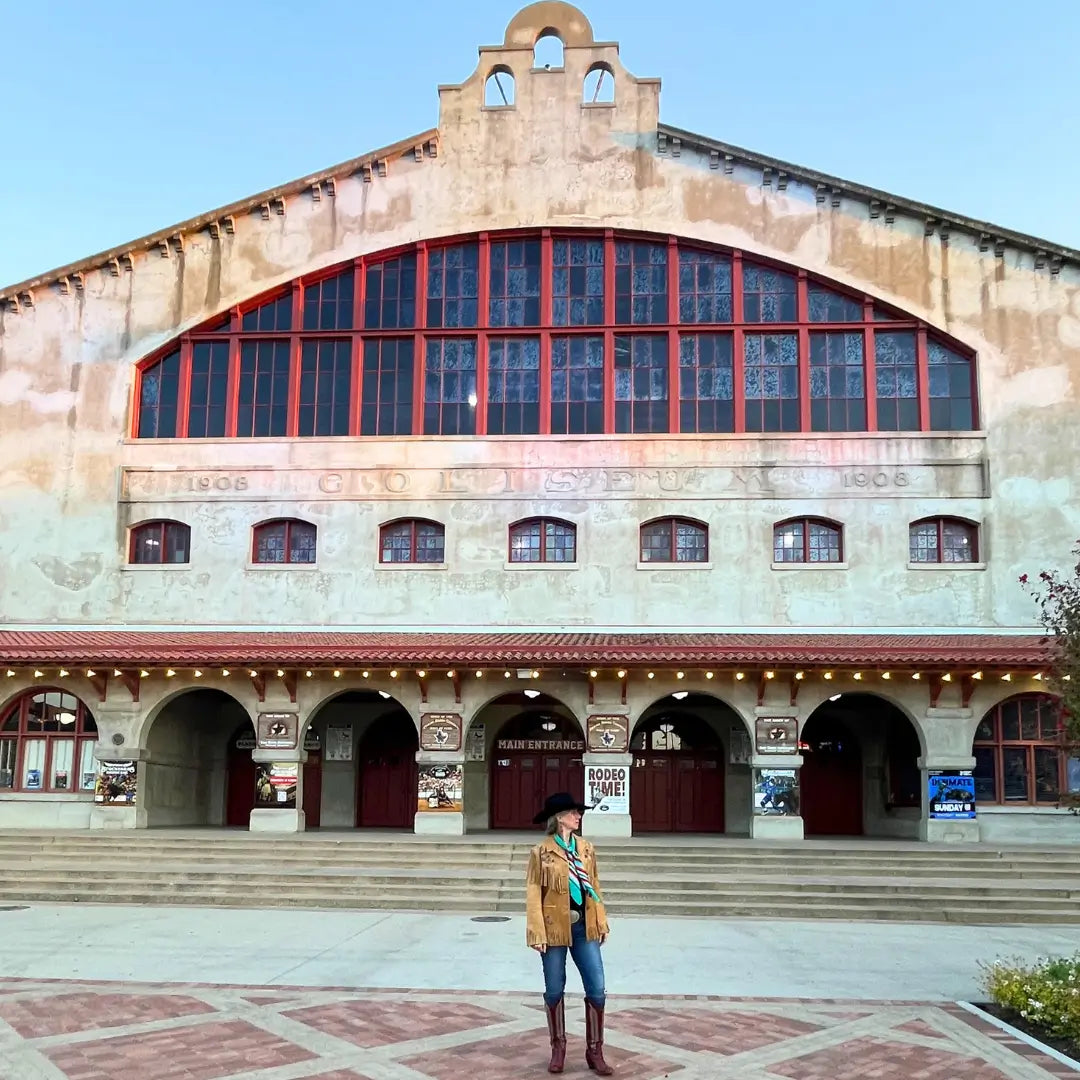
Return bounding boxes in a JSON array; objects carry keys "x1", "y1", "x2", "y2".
[{"x1": 980, "y1": 954, "x2": 1080, "y2": 1041}]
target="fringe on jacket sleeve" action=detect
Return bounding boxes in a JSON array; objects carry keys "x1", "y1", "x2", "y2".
[
  {"x1": 585, "y1": 843, "x2": 610, "y2": 938},
  {"x1": 525, "y1": 846, "x2": 548, "y2": 948}
]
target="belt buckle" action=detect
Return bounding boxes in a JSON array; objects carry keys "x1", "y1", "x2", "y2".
[{"x1": 569, "y1": 910, "x2": 581, "y2": 925}]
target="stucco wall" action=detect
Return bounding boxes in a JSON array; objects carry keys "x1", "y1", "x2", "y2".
[{"x1": 0, "y1": 3, "x2": 1077, "y2": 636}]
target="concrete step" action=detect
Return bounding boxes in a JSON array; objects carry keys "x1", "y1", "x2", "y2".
[{"x1": 0, "y1": 887, "x2": 1075, "y2": 924}]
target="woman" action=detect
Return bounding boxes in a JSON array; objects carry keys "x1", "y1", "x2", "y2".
[{"x1": 526, "y1": 792, "x2": 613, "y2": 1075}]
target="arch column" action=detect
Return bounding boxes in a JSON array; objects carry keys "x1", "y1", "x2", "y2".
[
  {"x1": 250, "y1": 705, "x2": 306, "y2": 833},
  {"x1": 89, "y1": 703, "x2": 149, "y2": 831},
  {"x1": 918, "y1": 707, "x2": 978, "y2": 843},
  {"x1": 749, "y1": 706, "x2": 804, "y2": 840}
]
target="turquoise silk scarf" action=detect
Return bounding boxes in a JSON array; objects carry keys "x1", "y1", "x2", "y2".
[{"x1": 554, "y1": 834, "x2": 600, "y2": 906}]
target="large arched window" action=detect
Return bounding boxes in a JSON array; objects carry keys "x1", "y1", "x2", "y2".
[
  {"x1": 773, "y1": 518, "x2": 843, "y2": 564},
  {"x1": 909, "y1": 517, "x2": 978, "y2": 564},
  {"x1": 0, "y1": 690, "x2": 97, "y2": 793},
  {"x1": 133, "y1": 231, "x2": 978, "y2": 440},
  {"x1": 129, "y1": 520, "x2": 190, "y2": 564},
  {"x1": 509, "y1": 518, "x2": 576, "y2": 563},
  {"x1": 380, "y1": 519, "x2": 445, "y2": 564},
  {"x1": 973, "y1": 694, "x2": 1063, "y2": 805},
  {"x1": 640, "y1": 517, "x2": 708, "y2": 563},
  {"x1": 252, "y1": 519, "x2": 317, "y2": 564}
]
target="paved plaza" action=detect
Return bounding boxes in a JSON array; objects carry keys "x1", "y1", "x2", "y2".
[{"x1": 0, "y1": 905, "x2": 1077, "y2": 1078}]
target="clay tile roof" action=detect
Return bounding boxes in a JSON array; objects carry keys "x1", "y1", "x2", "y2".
[{"x1": 0, "y1": 630, "x2": 1050, "y2": 667}]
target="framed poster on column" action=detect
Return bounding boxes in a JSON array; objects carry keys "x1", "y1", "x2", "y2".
[
  {"x1": 420, "y1": 713, "x2": 462, "y2": 752},
  {"x1": 585, "y1": 764, "x2": 629, "y2": 814},
  {"x1": 753, "y1": 769, "x2": 799, "y2": 815},
  {"x1": 94, "y1": 761, "x2": 137, "y2": 805},
  {"x1": 587, "y1": 715, "x2": 629, "y2": 752},
  {"x1": 255, "y1": 763, "x2": 298, "y2": 808},
  {"x1": 417, "y1": 764, "x2": 464, "y2": 813},
  {"x1": 257, "y1": 713, "x2": 299, "y2": 751}
]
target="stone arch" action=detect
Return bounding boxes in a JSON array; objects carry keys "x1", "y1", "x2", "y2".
[
  {"x1": 464, "y1": 685, "x2": 583, "y2": 736},
  {"x1": 629, "y1": 688, "x2": 750, "y2": 739},
  {"x1": 303, "y1": 686, "x2": 420, "y2": 736},
  {"x1": 484, "y1": 65, "x2": 516, "y2": 107},
  {"x1": 135, "y1": 682, "x2": 257, "y2": 748},
  {"x1": 503, "y1": 2, "x2": 594, "y2": 48},
  {"x1": 797, "y1": 684, "x2": 927, "y2": 754},
  {"x1": 583, "y1": 61, "x2": 615, "y2": 104}
]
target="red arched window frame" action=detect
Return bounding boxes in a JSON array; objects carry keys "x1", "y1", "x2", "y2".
[
  {"x1": 379, "y1": 519, "x2": 446, "y2": 564},
  {"x1": 251, "y1": 519, "x2": 317, "y2": 564},
  {"x1": 132, "y1": 230, "x2": 979, "y2": 440},
  {"x1": 508, "y1": 518, "x2": 577, "y2": 563},
  {"x1": 909, "y1": 517, "x2": 979, "y2": 564},
  {"x1": 639, "y1": 517, "x2": 708, "y2": 563},
  {"x1": 0, "y1": 690, "x2": 98, "y2": 794},
  {"x1": 129, "y1": 520, "x2": 191, "y2": 564},
  {"x1": 773, "y1": 518, "x2": 843, "y2": 563},
  {"x1": 973, "y1": 694, "x2": 1064, "y2": 805}
]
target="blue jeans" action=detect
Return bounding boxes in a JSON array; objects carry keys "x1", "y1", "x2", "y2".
[{"x1": 541, "y1": 918, "x2": 606, "y2": 1007}]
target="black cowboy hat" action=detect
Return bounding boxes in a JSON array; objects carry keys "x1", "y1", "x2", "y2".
[{"x1": 532, "y1": 791, "x2": 592, "y2": 825}]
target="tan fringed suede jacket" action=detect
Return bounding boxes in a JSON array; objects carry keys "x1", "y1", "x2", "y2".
[{"x1": 525, "y1": 835, "x2": 610, "y2": 948}]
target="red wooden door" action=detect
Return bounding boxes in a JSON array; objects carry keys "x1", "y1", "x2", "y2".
[
  {"x1": 801, "y1": 720, "x2": 863, "y2": 836},
  {"x1": 226, "y1": 749, "x2": 256, "y2": 827},
  {"x1": 357, "y1": 720, "x2": 418, "y2": 828},
  {"x1": 631, "y1": 756, "x2": 672, "y2": 832},
  {"x1": 303, "y1": 755, "x2": 321, "y2": 828},
  {"x1": 632, "y1": 753, "x2": 725, "y2": 833},
  {"x1": 491, "y1": 753, "x2": 585, "y2": 829}
]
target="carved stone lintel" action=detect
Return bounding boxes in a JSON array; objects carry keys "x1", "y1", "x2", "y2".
[
  {"x1": 222, "y1": 216, "x2": 235, "y2": 235},
  {"x1": 375, "y1": 159, "x2": 387, "y2": 178},
  {"x1": 425, "y1": 139, "x2": 438, "y2": 158},
  {"x1": 657, "y1": 131, "x2": 668, "y2": 154},
  {"x1": 158, "y1": 240, "x2": 171, "y2": 258},
  {"x1": 107, "y1": 258, "x2": 121, "y2": 277},
  {"x1": 709, "y1": 148, "x2": 720, "y2": 170},
  {"x1": 723, "y1": 153, "x2": 734, "y2": 174},
  {"x1": 259, "y1": 202, "x2": 271, "y2": 220},
  {"x1": 310, "y1": 182, "x2": 321, "y2": 202},
  {"x1": 776, "y1": 170, "x2": 788, "y2": 191},
  {"x1": 670, "y1": 137, "x2": 680, "y2": 158}
]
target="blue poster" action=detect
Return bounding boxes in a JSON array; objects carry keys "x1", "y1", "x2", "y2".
[{"x1": 928, "y1": 772, "x2": 976, "y2": 819}]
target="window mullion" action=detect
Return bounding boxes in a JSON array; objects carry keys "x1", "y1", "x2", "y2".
[
  {"x1": 862, "y1": 299, "x2": 877, "y2": 431},
  {"x1": 350, "y1": 257, "x2": 365, "y2": 436},
  {"x1": 540, "y1": 231, "x2": 553, "y2": 435},
  {"x1": 286, "y1": 283, "x2": 303, "y2": 437},
  {"x1": 732, "y1": 251, "x2": 745, "y2": 433},
  {"x1": 603, "y1": 231, "x2": 615, "y2": 432},
  {"x1": 477, "y1": 234, "x2": 491, "y2": 435},
  {"x1": 796, "y1": 270, "x2": 810, "y2": 432},
  {"x1": 225, "y1": 331, "x2": 240, "y2": 438},
  {"x1": 916, "y1": 326, "x2": 930, "y2": 429},
  {"x1": 177, "y1": 337, "x2": 193, "y2": 438},
  {"x1": 667, "y1": 237, "x2": 680, "y2": 433},
  {"x1": 413, "y1": 242, "x2": 429, "y2": 435}
]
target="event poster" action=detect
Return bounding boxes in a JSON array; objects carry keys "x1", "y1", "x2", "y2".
[
  {"x1": 585, "y1": 764, "x2": 629, "y2": 814},
  {"x1": 94, "y1": 761, "x2": 138, "y2": 805},
  {"x1": 753, "y1": 769, "x2": 800, "y2": 815},
  {"x1": 420, "y1": 713, "x2": 462, "y2": 752},
  {"x1": 255, "y1": 763, "x2": 298, "y2": 808},
  {"x1": 587, "y1": 715, "x2": 629, "y2": 753},
  {"x1": 326, "y1": 723, "x2": 353, "y2": 761},
  {"x1": 465, "y1": 721, "x2": 486, "y2": 762},
  {"x1": 755, "y1": 718, "x2": 798, "y2": 755},
  {"x1": 256, "y1": 713, "x2": 298, "y2": 751},
  {"x1": 417, "y1": 764, "x2": 464, "y2": 813},
  {"x1": 927, "y1": 772, "x2": 976, "y2": 819}
]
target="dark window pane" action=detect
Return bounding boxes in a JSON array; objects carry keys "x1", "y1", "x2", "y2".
[
  {"x1": 743, "y1": 265, "x2": 796, "y2": 322},
  {"x1": 928, "y1": 340, "x2": 975, "y2": 431},
  {"x1": 614, "y1": 241, "x2": 667, "y2": 325},
  {"x1": 362, "y1": 339, "x2": 414, "y2": 435},
  {"x1": 381, "y1": 520, "x2": 444, "y2": 563},
  {"x1": 423, "y1": 338, "x2": 477, "y2": 435},
  {"x1": 551, "y1": 335, "x2": 604, "y2": 434},
  {"x1": 553, "y1": 239, "x2": 604, "y2": 326},
  {"x1": 138, "y1": 350, "x2": 180, "y2": 438},
  {"x1": 973, "y1": 747, "x2": 996, "y2": 802},
  {"x1": 809, "y1": 331, "x2": 865, "y2": 432},
  {"x1": 303, "y1": 269, "x2": 354, "y2": 331},
  {"x1": 679, "y1": 250, "x2": 732, "y2": 323},
  {"x1": 241, "y1": 294, "x2": 292, "y2": 332},
  {"x1": 427, "y1": 244, "x2": 479, "y2": 328},
  {"x1": 364, "y1": 254, "x2": 417, "y2": 329},
  {"x1": 254, "y1": 521, "x2": 288, "y2": 563},
  {"x1": 679, "y1": 333, "x2": 733, "y2": 433},
  {"x1": 1002, "y1": 747, "x2": 1029, "y2": 801},
  {"x1": 614, "y1": 335, "x2": 668, "y2": 433},
  {"x1": 489, "y1": 240, "x2": 541, "y2": 327},
  {"x1": 744, "y1": 333, "x2": 799, "y2": 432},
  {"x1": 298, "y1": 341, "x2": 351, "y2": 436},
  {"x1": 874, "y1": 331, "x2": 918, "y2": 433},
  {"x1": 640, "y1": 521, "x2": 673, "y2": 562},
  {"x1": 1035, "y1": 747, "x2": 1061, "y2": 802},
  {"x1": 808, "y1": 286, "x2": 862, "y2": 322},
  {"x1": 487, "y1": 337, "x2": 540, "y2": 434},
  {"x1": 188, "y1": 342, "x2": 229, "y2": 438},
  {"x1": 237, "y1": 341, "x2": 291, "y2": 437},
  {"x1": 773, "y1": 521, "x2": 804, "y2": 563},
  {"x1": 909, "y1": 521, "x2": 940, "y2": 563}
]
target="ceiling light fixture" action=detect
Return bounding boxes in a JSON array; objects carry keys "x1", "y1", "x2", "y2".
[
  {"x1": 672, "y1": 691, "x2": 689, "y2": 700},
  {"x1": 524, "y1": 689, "x2": 541, "y2": 699}
]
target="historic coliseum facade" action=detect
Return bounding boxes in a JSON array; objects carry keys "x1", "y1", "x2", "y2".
[{"x1": 0, "y1": 3, "x2": 1077, "y2": 844}]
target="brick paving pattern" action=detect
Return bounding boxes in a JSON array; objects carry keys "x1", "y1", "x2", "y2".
[{"x1": 0, "y1": 978, "x2": 1072, "y2": 1080}]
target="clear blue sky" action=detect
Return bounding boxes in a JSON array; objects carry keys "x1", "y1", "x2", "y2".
[{"x1": 2, "y1": 1, "x2": 1077, "y2": 288}]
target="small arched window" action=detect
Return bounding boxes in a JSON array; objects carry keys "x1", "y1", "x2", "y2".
[
  {"x1": 583, "y1": 63, "x2": 615, "y2": 104},
  {"x1": 130, "y1": 521, "x2": 190, "y2": 565},
  {"x1": 533, "y1": 30, "x2": 564, "y2": 69},
  {"x1": 640, "y1": 518, "x2": 708, "y2": 563},
  {"x1": 909, "y1": 517, "x2": 978, "y2": 564},
  {"x1": 252, "y1": 519, "x2": 317, "y2": 564},
  {"x1": 380, "y1": 519, "x2": 445, "y2": 564},
  {"x1": 773, "y1": 518, "x2": 843, "y2": 564},
  {"x1": 509, "y1": 518, "x2": 576, "y2": 563},
  {"x1": 0, "y1": 690, "x2": 98, "y2": 793},
  {"x1": 484, "y1": 67, "x2": 515, "y2": 107}
]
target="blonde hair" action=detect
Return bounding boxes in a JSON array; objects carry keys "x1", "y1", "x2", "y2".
[{"x1": 545, "y1": 814, "x2": 560, "y2": 835}]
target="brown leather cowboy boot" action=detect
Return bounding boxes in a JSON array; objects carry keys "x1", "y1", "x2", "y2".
[
  {"x1": 585, "y1": 998, "x2": 614, "y2": 1075},
  {"x1": 545, "y1": 998, "x2": 566, "y2": 1073}
]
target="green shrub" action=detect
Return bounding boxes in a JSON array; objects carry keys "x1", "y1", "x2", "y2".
[{"x1": 980, "y1": 954, "x2": 1080, "y2": 1041}]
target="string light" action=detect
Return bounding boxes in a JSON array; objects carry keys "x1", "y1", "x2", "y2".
[
  {"x1": 941, "y1": 673, "x2": 952, "y2": 682},
  {"x1": 735, "y1": 672, "x2": 745, "y2": 681},
  {"x1": 616, "y1": 669, "x2": 627, "y2": 679},
  {"x1": 647, "y1": 672, "x2": 655, "y2": 680},
  {"x1": 417, "y1": 670, "x2": 426, "y2": 678},
  {"x1": 705, "y1": 671, "x2": 714, "y2": 680},
  {"x1": 33, "y1": 670, "x2": 44, "y2": 678},
  {"x1": 221, "y1": 669, "x2": 230, "y2": 677},
  {"x1": 971, "y1": 671, "x2": 983, "y2": 680},
  {"x1": 531, "y1": 670, "x2": 540, "y2": 679},
  {"x1": 765, "y1": 671, "x2": 775, "y2": 680},
  {"x1": 1001, "y1": 673, "x2": 1012, "y2": 682},
  {"x1": 389, "y1": 670, "x2": 399, "y2": 678},
  {"x1": 794, "y1": 671, "x2": 805, "y2": 681},
  {"x1": 446, "y1": 670, "x2": 456, "y2": 678},
  {"x1": 911, "y1": 672, "x2": 921, "y2": 680},
  {"x1": 58, "y1": 669, "x2": 69, "y2": 678},
  {"x1": 166, "y1": 669, "x2": 176, "y2": 677},
  {"x1": 333, "y1": 670, "x2": 342, "y2": 678},
  {"x1": 248, "y1": 669, "x2": 259, "y2": 677},
  {"x1": 588, "y1": 669, "x2": 598, "y2": 678},
  {"x1": 475, "y1": 670, "x2": 483, "y2": 678},
  {"x1": 676, "y1": 671, "x2": 685, "y2": 680},
  {"x1": 852, "y1": 672, "x2": 862, "y2": 681},
  {"x1": 194, "y1": 669, "x2": 203, "y2": 678},
  {"x1": 304, "y1": 670, "x2": 313, "y2": 678},
  {"x1": 113, "y1": 669, "x2": 122, "y2": 677},
  {"x1": 276, "y1": 669, "x2": 285, "y2": 678},
  {"x1": 140, "y1": 670, "x2": 150, "y2": 678},
  {"x1": 881, "y1": 671, "x2": 891, "y2": 680},
  {"x1": 6, "y1": 670, "x2": 16, "y2": 678},
  {"x1": 822, "y1": 672, "x2": 833, "y2": 681},
  {"x1": 504, "y1": 671, "x2": 512, "y2": 679}
]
